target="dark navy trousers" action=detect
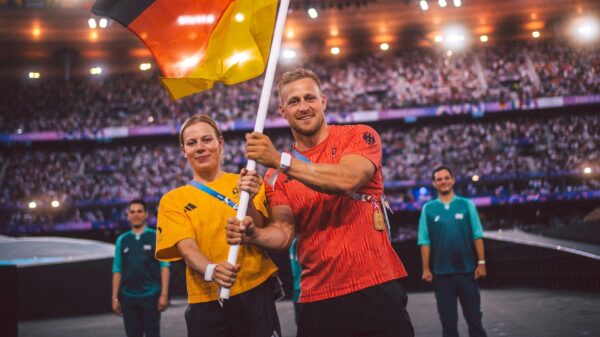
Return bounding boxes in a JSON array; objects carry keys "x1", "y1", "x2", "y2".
[
  {"x1": 121, "y1": 293, "x2": 161, "y2": 337},
  {"x1": 433, "y1": 273, "x2": 487, "y2": 337}
]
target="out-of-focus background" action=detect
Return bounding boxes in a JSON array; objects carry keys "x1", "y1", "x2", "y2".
[{"x1": 1, "y1": 0, "x2": 599, "y2": 336}]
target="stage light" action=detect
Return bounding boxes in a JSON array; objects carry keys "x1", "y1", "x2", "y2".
[
  {"x1": 235, "y1": 13, "x2": 245, "y2": 22},
  {"x1": 99, "y1": 18, "x2": 108, "y2": 28},
  {"x1": 51, "y1": 200, "x2": 60, "y2": 208},
  {"x1": 480, "y1": 35, "x2": 489, "y2": 42},
  {"x1": 90, "y1": 67, "x2": 102, "y2": 75},
  {"x1": 28, "y1": 72, "x2": 40, "y2": 79},
  {"x1": 282, "y1": 49, "x2": 297, "y2": 59},
  {"x1": 438, "y1": 0, "x2": 447, "y2": 8},
  {"x1": 434, "y1": 35, "x2": 443, "y2": 43},
  {"x1": 442, "y1": 25, "x2": 467, "y2": 50},
  {"x1": 148, "y1": 116, "x2": 154, "y2": 123},
  {"x1": 28, "y1": 201, "x2": 37, "y2": 209},
  {"x1": 88, "y1": 18, "x2": 97, "y2": 29},
  {"x1": 380, "y1": 43, "x2": 390, "y2": 51},
  {"x1": 32, "y1": 26, "x2": 41, "y2": 38},
  {"x1": 286, "y1": 29, "x2": 295, "y2": 38},
  {"x1": 139, "y1": 63, "x2": 152, "y2": 71},
  {"x1": 331, "y1": 47, "x2": 340, "y2": 55},
  {"x1": 453, "y1": 0, "x2": 461, "y2": 7},
  {"x1": 573, "y1": 17, "x2": 599, "y2": 42},
  {"x1": 420, "y1": 0, "x2": 429, "y2": 11},
  {"x1": 308, "y1": 8, "x2": 318, "y2": 19},
  {"x1": 583, "y1": 167, "x2": 592, "y2": 174},
  {"x1": 532, "y1": 31, "x2": 540, "y2": 38},
  {"x1": 472, "y1": 175, "x2": 480, "y2": 182},
  {"x1": 17, "y1": 128, "x2": 23, "y2": 134}
]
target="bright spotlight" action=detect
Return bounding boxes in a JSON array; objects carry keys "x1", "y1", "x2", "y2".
[
  {"x1": 331, "y1": 47, "x2": 340, "y2": 55},
  {"x1": 28, "y1": 201, "x2": 37, "y2": 209},
  {"x1": 308, "y1": 8, "x2": 318, "y2": 19},
  {"x1": 453, "y1": 0, "x2": 461, "y2": 7},
  {"x1": 472, "y1": 175, "x2": 480, "y2": 182},
  {"x1": 28, "y1": 72, "x2": 40, "y2": 79},
  {"x1": 148, "y1": 116, "x2": 154, "y2": 123},
  {"x1": 88, "y1": 18, "x2": 97, "y2": 29},
  {"x1": 434, "y1": 35, "x2": 443, "y2": 43},
  {"x1": 139, "y1": 63, "x2": 152, "y2": 71},
  {"x1": 573, "y1": 17, "x2": 599, "y2": 42},
  {"x1": 480, "y1": 35, "x2": 489, "y2": 42},
  {"x1": 380, "y1": 43, "x2": 390, "y2": 51},
  {"x1": 532, "y1": 31, "x2": 541, "y2": 38},
  {"x1": 583, "y1": 167, "x2": 592, "y2": 174},
  {"x1": 420, "y1": 0, "x2": 429, "y2": 11},
  {"x1": 90, "y1": 67, "x2": 102, "y2": 75},
  {"x1": 99, "y1": 18, "x2": 108, "y2": 28},
  {"x1": 282, "y1": 49, "x2": 297, "y2": 59},
  {"x1": 235, "y1": 13, "x2": 245, "y2": 22},
  {"x1": 443, "y1": 26, "x2": 467, "y2": 50},
  {"x1": 32, "y1": 27, "x2": 41, "y2": 38},
  {"x1": 438, "y1": 0, "x2": 447, "y2": 8},
  {"x1": 51, "y1": 200, "x2": 60, "y2": 208}
]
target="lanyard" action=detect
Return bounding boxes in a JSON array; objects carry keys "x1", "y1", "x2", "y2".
[
  {"x1": 189, "y1": 180, "x2": 238, "y2": 211},
  {"x1": 290, "y1": 148, "x2": 311, "y2": 163}
]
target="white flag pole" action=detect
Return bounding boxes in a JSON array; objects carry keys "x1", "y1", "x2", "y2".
[{"x1": 220, "y1": 0, "x2": 290, "y2": 300}]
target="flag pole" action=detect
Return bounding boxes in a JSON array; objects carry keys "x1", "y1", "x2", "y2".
[{"x1": 220, "y1": 0, "x2": 291, "y2": 300}]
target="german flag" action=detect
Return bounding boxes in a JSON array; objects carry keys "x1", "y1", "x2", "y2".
[{"x1": 92, "y1": 0, "x2": 278, "y2": 99}]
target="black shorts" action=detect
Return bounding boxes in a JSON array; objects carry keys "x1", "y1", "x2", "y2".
[
  {"x1": 185, "y1": 278, "x2": 281, "y2": 337},
  {"x1": 297, "y1": 279, "x2": 414, "y2": 337}
]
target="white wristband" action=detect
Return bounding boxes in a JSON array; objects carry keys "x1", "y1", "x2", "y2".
[
  {"x1": 204, "y1": 264, "x2": 217, "y2": 281},
  {"x1": 478, "y1": 260, "x2": 486, "y2": 265}
]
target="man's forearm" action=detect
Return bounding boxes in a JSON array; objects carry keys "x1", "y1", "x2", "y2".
[
  {"x1": 160, "y1": 267, "x2": 169, "y2": 297},
  {"x1": 284, "y1": 155, "x2": 374, "y2": 195},
  {"x1": 112, "y1": 273, "x2": 121, "y2": 300},
  {"x1": 250, "y1": 224, "x2": 295, "y2": 251},
  {"x1": 474, "y1": 238, "x2": 485, "y2": 261},
  {"x1": 420, "y1": 245, "x2": 431, "y2": 272}
]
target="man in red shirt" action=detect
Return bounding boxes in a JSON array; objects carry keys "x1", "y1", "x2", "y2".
[{"x1": 227, "y1": 68, "x2": 414, "y2": 336}]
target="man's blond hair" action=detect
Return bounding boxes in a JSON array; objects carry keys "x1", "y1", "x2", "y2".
[{"x1": 277, "y1": 68, "x2": 323, "y2": 99}]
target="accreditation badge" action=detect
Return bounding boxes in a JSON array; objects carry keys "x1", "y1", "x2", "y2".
[{"x1": 374, "y1": 208, "x2": 386, "y2": 231}]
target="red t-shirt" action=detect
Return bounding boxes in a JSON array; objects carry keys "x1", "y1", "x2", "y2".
[{"x1": 265, "y1": 124, "x2": 408, "y2": 303}]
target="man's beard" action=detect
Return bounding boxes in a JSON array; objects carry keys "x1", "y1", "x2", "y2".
[
  {"x1": 438, "y1": 189, "x2": 452, "y2": 196},
  {"x1": 132, "y1": 223, "x2": 144, "y2": 229},
  {"x1": 291, "y1": 115, "x2": 324, "y2": 137}
]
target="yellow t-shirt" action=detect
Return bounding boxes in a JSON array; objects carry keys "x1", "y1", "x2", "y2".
[{"x1": 156, "y1": 172, "x2": 278, "y2": 303}]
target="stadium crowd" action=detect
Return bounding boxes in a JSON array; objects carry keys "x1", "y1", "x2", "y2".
[
  {"x1": 1, "y1": 112, "x2": 597, "y2": 235},
  {"x1": 1, "y1": 41, "x2": 599, "y2": 134}
]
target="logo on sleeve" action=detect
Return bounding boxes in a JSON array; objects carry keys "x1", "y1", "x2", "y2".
[
  {"x1": 434, "y1": 215, "x2": 440, "y2": 222},
  {"x1": 232, "y1": 187, "x2": 239, "y2": 195},
  {"x1": 363, "y1": 131, "x2": 376, "y2": 145},
  {"x1": 184, "y1": 203, "x2": 197, "y2": 212}
]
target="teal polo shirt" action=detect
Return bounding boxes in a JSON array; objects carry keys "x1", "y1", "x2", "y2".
[
  {"x1": 113, "y1": 227, "x2": 170, "y2": 297},
  {"x1": 418, "y1": 195, "x2": 484, "y2": 275}
]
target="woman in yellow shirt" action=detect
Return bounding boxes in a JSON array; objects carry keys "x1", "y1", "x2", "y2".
[{"x1": 156, "y1": 114, "x2": 280, "y2": 337}]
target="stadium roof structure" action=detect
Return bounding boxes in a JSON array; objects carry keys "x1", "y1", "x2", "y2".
[{"x1": 0, "y1": 0, "x2": 598, "y2": 78}]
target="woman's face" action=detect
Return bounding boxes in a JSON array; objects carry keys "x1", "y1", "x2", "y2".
[{"x1": 181, "y1": 122, "x2": 223, "y2": 176}]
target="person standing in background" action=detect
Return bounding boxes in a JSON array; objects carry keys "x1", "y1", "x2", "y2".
[
  {"x1": 112, "y1": 199, "x2": 170, "y2": 337},
  {"x1": 418, "y1": 166, "x2": 487, "y2": 337}
]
